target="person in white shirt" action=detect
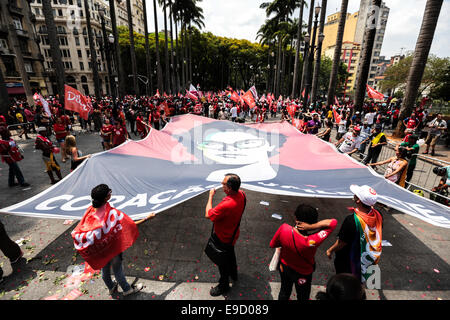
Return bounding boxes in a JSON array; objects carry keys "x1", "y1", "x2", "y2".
[
  {"x1": 335, "y1": 126, "x2": 363, "y2": 155},
  {"x1": 424, "y1": 113, "x2": 447, "y2": 156},
  {"x1": 230, "y1": 105, "x2": 238, "y2": 122},
  {"x1": 336, "y1": 117, "x2": 347, "y2": 140},
  {"x1": 364, "y1": 110, "x2": 376, "y2": 127}
]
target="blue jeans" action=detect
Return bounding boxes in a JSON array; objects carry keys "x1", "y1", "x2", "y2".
[
  {"x1": 101, "y1": 254, "x2": 131, "y2": 292},
  {"x1": 8, "y1": 162, "x2": 25, "y2": 186}
]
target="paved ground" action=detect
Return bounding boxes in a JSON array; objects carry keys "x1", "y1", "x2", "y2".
[{"x1": 0, "y1": 116, "x2": 449, "y2": 301}]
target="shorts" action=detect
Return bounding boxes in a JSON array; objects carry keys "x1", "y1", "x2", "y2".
[{"x1": 425, "y1": 133, "x2": 439, "y2": 147}]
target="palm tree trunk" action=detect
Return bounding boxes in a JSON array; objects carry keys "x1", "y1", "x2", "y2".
[
  {"x1": 84, "y1": 0, "x2": 101, "y2": 98},
  {"x1": 109, "y1": 0, "x2": 125, "y2": 99},
  {"x1": 188, "y1": 24, "x2": 193, "y2": 84},
  {"x1": 163, "y1": 0, "x2": 171, "y2": 94},
  {"x1": 300, "y1": 0, "x2": 315, "y2": 96},
  {"x1": 395, "y1": 0, "x2": 443, "y2": 136},
  {"x1": 143, "y1": 0, "x2": 153, "y2": 96},
  {"x1": 311, "y1": 0, "x2": 328, "y2": 104},
  {"x1": 275, "y1": 36, "x2": 282, "y2": 97},
  {"x1": 184, "y1": 24, "x2": 189, "y2": 85},
  {"x1": 169, "y1": 0, "x2": 176, "y2": 94},
  {"x1": 353, "y1": 0, "x2": 382, "y2": 111},
  {"x1": 174, "y1": 14, "x2": 181, "y2": 93},
  {"x1": 153, "y1": 0, "x2": 164, "y2": 92},
  {"x1": 126, "y1": 0, "x2": 139, "y2": 96},
  {"x1": 41, "y1": 0, "x2": 65, "y2": 100},
  {"x1": 326, "y1": 0, "x2": 348, "y2": 106},
  {"x1": 291, "y1": 0, "x2": 304, "y2": 98}
]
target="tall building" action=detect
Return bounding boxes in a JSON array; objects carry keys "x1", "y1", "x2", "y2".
[
  {"x1": 0, "y1": 0, "x2": 48, "y2": 100},
  {"x1": 321, "y1": 0, "x2": 390, "y2": 94},
  {"x1": 116, "y1": 0, "x2": 145, "y2": 35}
]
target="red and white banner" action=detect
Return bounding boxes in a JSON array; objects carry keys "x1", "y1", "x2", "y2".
[
  {"x1": 185, "y1": 89, "x2": 198, "y2": 101},
  {"x1": 71, "y1": 203, "x2": 139, "y2": 270},
  {"x1": 64, "y1": 85, "x2": 92, "y2": 120},
  {"x1": 366, "y1": 85, "x2": 385, "y2": 100},
  {"x1": 33, "y1": 93, "x2": 52, "y2": 117},
  {"x1": 242, "y1": 90, "x2": 256, "y2": 109}
]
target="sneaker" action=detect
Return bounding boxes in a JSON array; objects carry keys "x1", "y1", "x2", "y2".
[
  {"x1": 109, "y1": 281, "x2": 118, "y2": 295},
  {"x1": 123, "y1": 283, "x2": 143, "y2": 296},
  {"x1": 210, "y1": 285, "x2": 229, "y2": 297},
  {"x1": 10, "y1": 251, "x2": 23, "y2": 264}
]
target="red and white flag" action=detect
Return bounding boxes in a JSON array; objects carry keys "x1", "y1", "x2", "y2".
[
  {"x1": 366, "y1": 85, "x2": 384, "y2": 100},
  {"x1": 249, "y1": 85, "x2": 258, "y2": 100},
  {"x1": 64, "y1": 85, "x2": 92, "y2": 120},
  {"x1": 33, "y1": 92, "x2": 52, "y2": 117},
  {"x1": 185, "y1": 89, "x2": 198, "y2": 101},
  {"x1": 71, "y1": 203, "x2": 139, "y2": 270},
  {"x1": 333, "y1": 106, "x2": 342, "y2": 124}
]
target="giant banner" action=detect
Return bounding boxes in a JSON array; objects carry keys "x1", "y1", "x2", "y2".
[{"x1": 1, "y1": 115, "x2": 449, "y2": 228}]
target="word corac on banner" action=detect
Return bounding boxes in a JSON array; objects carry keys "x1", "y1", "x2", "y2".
[
  {"x1": 64, "y1": 85, "x2": 93, "y2": 120},
  {"x1": 1, "y1": 114, "x2": 449, "y2": 228}
]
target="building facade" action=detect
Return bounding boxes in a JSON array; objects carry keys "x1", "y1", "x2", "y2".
[
  {"x1": 0, "y1": 0, "x2": 48, "y2": 101},
  {"x1": 321, "y1": 0, "x2": 390, "y2": 93},
  {"x1": 30, "y1": 0, "x2": 118, "y2": 96},
  {"x1": 116, "y1": 0, "x2": 145, "y2": 35}
]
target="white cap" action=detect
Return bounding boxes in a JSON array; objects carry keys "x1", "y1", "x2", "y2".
[{"x1": 350, "y1": 185, "x2": 378, "y2": 206}]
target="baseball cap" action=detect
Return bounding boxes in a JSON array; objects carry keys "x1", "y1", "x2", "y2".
[
  {"x1": 353, "y1": 126, "x2": 361, "y2": 132},
  {"x1": 350, "y1": 185, "x2": 378, "y2": 206}
]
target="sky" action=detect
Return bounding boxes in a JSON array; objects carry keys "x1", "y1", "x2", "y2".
[{"x1": 148, "y1": 0, "x2": 450, "y2": 59}]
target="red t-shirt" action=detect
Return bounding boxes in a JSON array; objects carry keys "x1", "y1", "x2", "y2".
[
  {"x1": 101, "y1": 124, "x2": 113, "y2": 140},
  {"x1": 208, "y1": 190, "x2": 246, "y2": 246},
  {"x1": 136, "y1": 116, "x2": 145, "y2": 132},
  {"x1": 112, "y1": 126, "x2": 127, "y2": 146},
  {"x1": 53, "y1": 123, "x2": 67, "y2": 140},
  {"x1": 270, "y1": 220, "x2": 337, "y2": 275}
]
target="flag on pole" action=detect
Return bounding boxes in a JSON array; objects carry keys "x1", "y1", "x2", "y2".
[
  {"x1": 64, "y1": 85, "x2": 92, "y2": 120},
  {"x1": 185, "y1": 89, "x2": 198, "y2": 101},
  {"x1": 366, "y1": 85, "x2": 384, "y2": 100},
  {"x1": 332, "y1": 106, "x2": 342, "y2": 124},
  {"x1": 33, "y1": 93, "x2": 51, "y2": 117},
  {"x1": 249, "y1": 85, "x2": 258, "y2": 100},
  {"x1": 242, "y1": 90, "x2": 256, "y2": 109}
]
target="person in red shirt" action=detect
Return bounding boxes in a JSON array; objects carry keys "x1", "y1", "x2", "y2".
[
  {"x1": 53, "y1": 116, "x2": 68, "y2": 162},
  {"x1": 112, "y1": 120, "x2": 128, "y2": 148},
  {"x1": 100, "y1": 118, "x2": 114, "y2": 150},
  {"x1": 205, "y1": 174, "x2": 246, "y2": 297},
  {"x1": 0, "y1": 129, "x2": 30, "y2": 187},
  {"x1": 136, "y1": 112, "x2": 150, "y2": 139},
  {"x1": 152, "y1": 109, "x2": 160, "y2": 130},
  {"x1": 270, "y1": 204, "x2": 337, "y2": 300}
]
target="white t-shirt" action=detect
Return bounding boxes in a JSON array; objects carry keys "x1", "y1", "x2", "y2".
[
  {"x1": 365, "y1": 112, "x2": 376, "y2": 125},
  {"x1": 338, "y1": 120, "x2": 347, "y2": 133},
  {"x1": 231, "y1": 106, "x2": 238, "y2": 118},
  {"x1": 339, "y1": 132, "x2": 362, "y2": 153},
  {"x1": 428, "y1": 118, "x2": 447, "y2": 136}
]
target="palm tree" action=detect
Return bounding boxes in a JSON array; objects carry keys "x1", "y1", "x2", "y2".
[
  {"x1": 109, "y1": 0, "x2": 125, "y2": 99},
  {"x1": 395, "y1": 0, "x2": 444, "y2": 136},
  {"x1": 126, "y1": 0, "x2": 139, "y2": 96},
  {"x1": 159, "y1": 0, "x2": 171, "y2": 93},
  {"x1": 326, "y1": 0, "x2": 348, "y2": 106},
  {"x1": 143, "y1": 0, "x2": 154, "y2": 95},
  {"x1": 84, "y1": 0, "x2": 101, "y2": 98},
  {"x1": 353, "y1": 0, "x2": 382, "y2": 111},
  {"x1": 299, "y1": 0, "x2": 315, "y2": 96},
  {"x1": 153, "y1": 0, "x2": 164, "y2": 92},
  {"x1": 311, "y1": 0, "x2": 328, "y2": 104},
  {"x1": 257, "y1": 18, "x2": 279, "y2": 92},
  {"x1": 291, "y1": 0, "x2": 306, "y2": 98},
  {"x1": 41, "y1": 0, "x2": 65, "y2": 100},
  {"x1": 168, "y1": 0, "x2": 177, "y2": 94}
]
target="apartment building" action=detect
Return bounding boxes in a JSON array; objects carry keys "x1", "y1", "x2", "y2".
[{"x1": 0, "y1": 0, "x2": 48, "y2": 100}]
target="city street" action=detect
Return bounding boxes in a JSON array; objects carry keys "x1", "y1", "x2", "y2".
[{"x1": 0, "y1": 120, "x2": 449, "y2": 301}]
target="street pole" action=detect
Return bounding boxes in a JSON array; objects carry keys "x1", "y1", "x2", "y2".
[
  {"x1": 311, "y1": 0, "x2": 327, "y2": 105},
  {"x1": 99, "y1": 8, "x2": 116, "y2": 103}
]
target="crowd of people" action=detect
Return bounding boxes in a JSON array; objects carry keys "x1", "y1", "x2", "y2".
[{"x1": 0, "y1": 89, "x2": 449, "y2": 298}]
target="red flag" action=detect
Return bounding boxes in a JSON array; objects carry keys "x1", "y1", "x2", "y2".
[
  {"x1": 287, "y1": 104, "x2": 296, "y2": 118},
  {"x1": 71, "y1": 203, "x2": 139, "y2": 270},
  {"x1": 64, "y1": 85, "x2": 92, "y2": 120},
  {"x1": 333, "y1": 107, "x2": 342, "y2": 124},
  {"x1": 242, "y1": 90, "x2": 256, "y2": 109},
  {"x1": 301, "y1": 89, "x2": 305, "y2": 98},
  {"x1": 185, "y1": 89, "x2": 198, "y2": 101},
  {"x1": 160, "y1": 101, "x2": 170, "y2": 115},
  {"x1": 155, "y1": 89, "x2": 160, "y2": 98},
  {"x1": 366, "y1": 85, "x2": 384, "y2": 100},
  {"x1": 230, "y1": 91, "x2": 240, "y2": 103}
]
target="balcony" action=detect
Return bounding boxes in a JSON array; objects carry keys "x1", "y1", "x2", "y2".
[{"x1": 15, "y1": 28, "x2": 29, "y2": 38}]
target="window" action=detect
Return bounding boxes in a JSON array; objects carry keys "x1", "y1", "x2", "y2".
[
  {"x1": 77, "y1": 50, "x2": 82, "y2": 58},
  {"x1": 75, "y1": 37, "x2": 80, "y2": 46},
  {"x1": 12, "y1": 17, "x2": 23, "y2": 30},
  {"x1": 0, "y1": 39, "x2": 8, "y2": 50},
  {"x1": 58, "y1": 9, "x2": 63, "y2": 16},
  {"x1": 79, "y1": 62, "x2": 84, "y2": 70},
  {"x1": 86, "y1": 49, "x2": 90, "y2": 57},
  {"x1": 58, "y1": 36, "x2": 68, "y2": 46},
  {"x1": 84, "y1": 37, "x2": 88, "y2": 45},
  {"x1": 53, "y1": 0, "x2": 58, "y2": 4},
  {"x1": 25, "y1": 62, "x2": 34, "y2": 73},
  {"x1": 41, "y1": 36, "x2": 49, "y2": 45},
  {"x1": 35, "y1": 8, "x2": 41, "y2": 16}
]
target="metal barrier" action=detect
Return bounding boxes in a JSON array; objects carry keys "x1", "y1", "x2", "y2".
[{"x1": 358, "y1": 139, "x2": 450, "y2": 205}]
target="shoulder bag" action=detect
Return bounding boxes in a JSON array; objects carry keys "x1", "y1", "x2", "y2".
[{"x1": 204, "y1": 193, "x2": 246, "y2": 266}]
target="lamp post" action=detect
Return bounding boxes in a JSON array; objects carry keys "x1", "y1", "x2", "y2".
[
  {"x1": 99, "y1": 7, "x2": 116, "y2": 103},
  {"x1": 302, "y1": 4, "x2": 321, "y2": 108}
]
